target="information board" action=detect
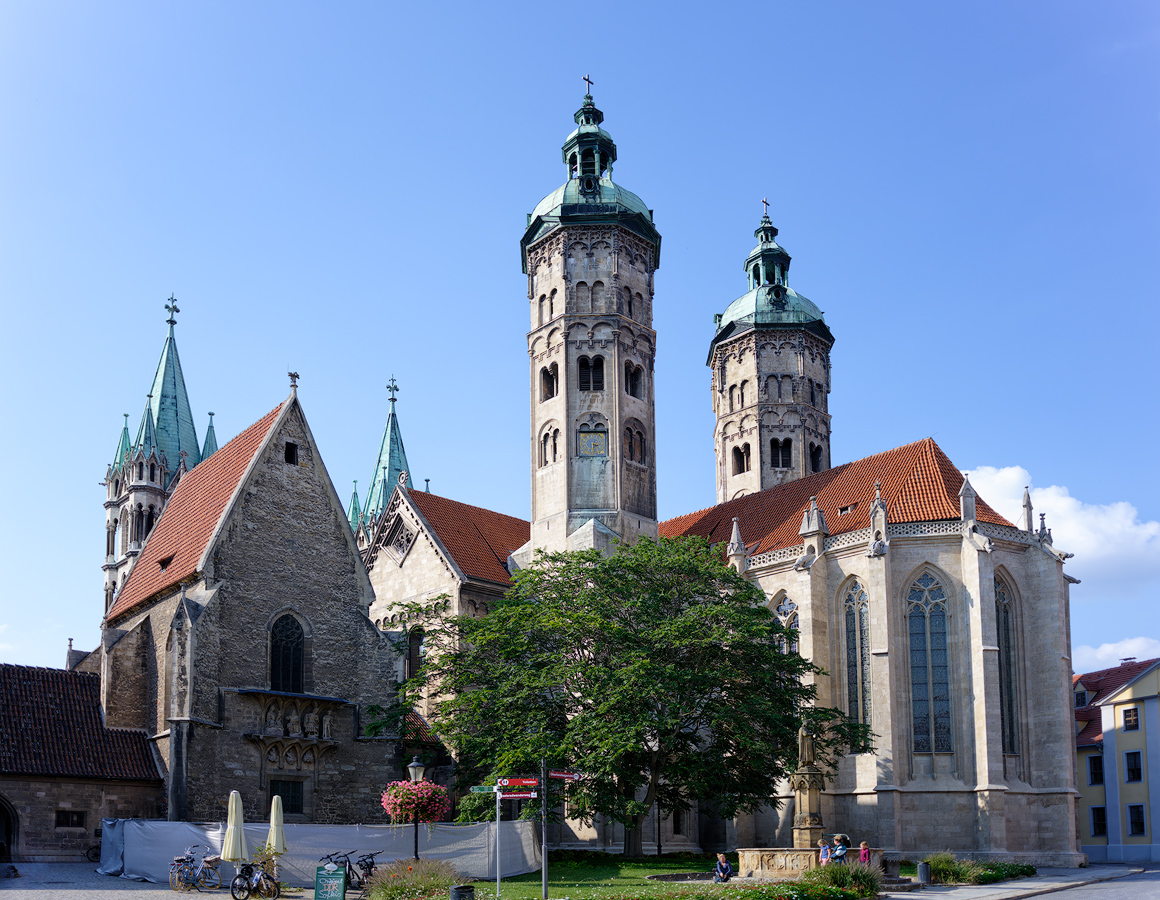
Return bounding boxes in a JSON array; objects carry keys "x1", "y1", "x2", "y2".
[{"x1": 315, "y1": 864, "x2": 346, "y2": 899}]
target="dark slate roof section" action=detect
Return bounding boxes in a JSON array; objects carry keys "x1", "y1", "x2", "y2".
[
  {"x1": 0, "y1": 664, "x2": 161, "y2": 780},
  {"x1": 1073, "y1": 656, "x2": 1160, "y2": 748}
]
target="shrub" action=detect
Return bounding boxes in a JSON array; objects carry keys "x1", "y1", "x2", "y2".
[
  {"x1": 364, "y1": 857, "x2": 463, "y2": 900},
  {"x1": 801, "y1": 861, "x2": 883, "y2": 898},
  {"x1": 921, "y1": 851, "x2": 1034, "y2": 885}
]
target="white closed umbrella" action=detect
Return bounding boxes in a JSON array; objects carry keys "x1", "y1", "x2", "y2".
[
  {"x1": 265, "y1": 794, "x2": 286, "y2": 855},
  {"x1": 222, "y1": 790, "x2": 249, "y2": 863}
]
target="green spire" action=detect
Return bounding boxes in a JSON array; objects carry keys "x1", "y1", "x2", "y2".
[
  {"x1": 363, "y1": 378, "x2": 411, "y2": 522},
  {"x1": 347, "y1": 480, "x2": 362, "y2": 531},
  {"x1": 133, "y1": 395, "x2": 158, "y2": 456},
  {"x1": 744, "y1": 211, "x2": 792, "y2": 290},
  {"x1": 201, "y1": 412, "x2": 218, "y2": 460},
  {"x1": 111, "y1": 413, "x2": 132, "y2": 467},
  {"x1": 146, "y1": 299, "x2": 201, "y2": 471}
]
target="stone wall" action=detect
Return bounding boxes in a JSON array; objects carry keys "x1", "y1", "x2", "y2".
[{"x1": 0, "y1": 777, "x2": 162, "y2": 861}]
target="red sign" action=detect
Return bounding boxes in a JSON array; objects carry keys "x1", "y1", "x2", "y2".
[
  {"x1": 497, "y1": 778, "x2": 539, "y2": 787},
  {"x1": 498, "y1": 791, "x2": 537, "y2": 799},
  {"x1": 549, "y1": 770, "x2": 580, "y2": 781}
]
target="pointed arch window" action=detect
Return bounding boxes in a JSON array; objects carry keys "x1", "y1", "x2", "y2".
[
  {"x1": 908, "y1": 573, "x2": 952, "y2": 753},
  {"x1": 844, "y1": 581, "x2": 872, "y2": 730},
  {"x1": 270, "y1": 615, "x2": 305, "y2": 693},
  {"x1": 995, "y1": 576, "x2": 1018, "y2": 754},
  {"x1": 773, "y1": 596, "x2": 798, "y2": 654}
]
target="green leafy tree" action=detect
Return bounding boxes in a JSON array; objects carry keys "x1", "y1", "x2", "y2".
[{"x1": 382, "y1": 536, "x2": 870, "y2": 856}]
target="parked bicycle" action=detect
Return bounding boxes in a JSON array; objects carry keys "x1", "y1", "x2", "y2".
[
  {"x1": 355, "y1": 850, "x2": 383, "y2": 883},
  {"x1": 170, "y1": 844, "x2": 222, "y2": 892},
  {"x1": 319, "y1": 851, "x2": 365, "y2": 893},
  {"x1": 230, "y1": 859, "x2": 280, "y2": 899},
  {"x1": 85, "y1": 842, "x2": 101, "y2": 863}
]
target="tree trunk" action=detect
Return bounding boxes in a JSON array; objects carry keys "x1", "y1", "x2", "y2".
[{"x1": 622, "y1": 812, "x2": 647, "y2": 857}]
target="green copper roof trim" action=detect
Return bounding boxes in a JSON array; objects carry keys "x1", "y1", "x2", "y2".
[
  {"x1": 112, "y1": 413, "x2": 132, "y2": 468},
  {"x1": 201, "y1": 412, "x2": 218, "y2": 460},
  {"x1": 363, "y1": 390, "x2": 411, "y2": 522},
  {"x1": 146, "y1": 321, "x2": 201, "y2": 471},
  {"x1": 347, "y1": 481, "x2": 362, "y2": 531}
]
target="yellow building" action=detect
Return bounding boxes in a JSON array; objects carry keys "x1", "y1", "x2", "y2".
[{"x1": 1074, "y1": 656, "x2": 1160, "y2": 862}]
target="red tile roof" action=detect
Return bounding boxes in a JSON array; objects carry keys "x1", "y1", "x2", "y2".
[
  {"x1": 409, "y1": 490, "x2": 530, "y2": 586},
  {"x1": 0, "y1": 664, "x2": 160, "y2": 780},
  {"x1": 108, "y1": 404, "x2": 284, "y2": 624},
  {"x1": 1073, "y1": 656, "x2": 1160, "y2": 747},
  {"x1": 660, "y1": 438, "x2": 1012, "y2": 553}
]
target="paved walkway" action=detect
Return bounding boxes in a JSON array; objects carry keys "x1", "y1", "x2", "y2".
[
  {"x1": 0, "y1": 861, "x2": 1147, "y2": 899},
  {"x1": 880, "y1": 866, "x2": 1145, "y2": 900}
]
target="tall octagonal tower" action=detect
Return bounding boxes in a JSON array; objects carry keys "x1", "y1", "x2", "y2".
[
  {"x1": 519, "y1": 94, "x2": 661, "y2": 555},
  {"x1": 709, "y1": 214, "x2": 834, "y2": 502}
]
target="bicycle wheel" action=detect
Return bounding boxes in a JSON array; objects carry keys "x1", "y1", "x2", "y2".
[
  {"x1": 176, "y1": 863, "x2": 196, "y2": 892},
  {"x1": 198, "y1": 865, "x2": 222, "y2": 890},
  {"x1": 256, "y1": 874, "x2": 280, "y2": 899},
  {"x1": 86, "y1": 844, "x2": 101, "y2": 862},
  {"x1": 170, "y1": 865, "x2": 181, "y2": 891},
  {"x1": 230, "y1": 874, "x2": 251, "y2": 899}
]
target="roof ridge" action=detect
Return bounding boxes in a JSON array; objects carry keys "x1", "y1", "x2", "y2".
[{"x1": 413, "y1": 490, "x2": 531, "y2": 526}]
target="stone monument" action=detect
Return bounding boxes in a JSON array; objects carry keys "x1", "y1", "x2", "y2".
[{"x1": 790, "y1": 724, "x2": 824, "y2": 849}]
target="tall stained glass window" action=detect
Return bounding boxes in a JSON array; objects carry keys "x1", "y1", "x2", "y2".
[
  {"x1": 908, "y1": 573, "x2": 952, "y2": 753},
  {"x1": 843, "y1": 581, "x2": 872, "y2": 729},
  {"x1": 271, "y1": 615, "x2": 305, "y2": 693},
  {"x1": 995, "y1": 577, "x2": 1018, "y2": 754},
  {"x1": 774, "y1": 596, "x2": 798, "y2": 654}
]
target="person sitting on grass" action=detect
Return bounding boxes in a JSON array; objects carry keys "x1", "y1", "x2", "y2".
[{"x1": 713, "y1": 853, "x2": 734, "y2": 883}]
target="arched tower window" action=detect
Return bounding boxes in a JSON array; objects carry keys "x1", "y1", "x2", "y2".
[
  {"x1": 580, "y1": 148, "x2": 596, "y2": 175},
  {"x1": 625, "y1": 363, "x2": 643, "y2": 398},
  {"x1": 627, "y1": 293, "x2": 633, "y2": 317},
  {"x1": 732, "y1": 444, "x2": 751, "y2": 474},
  {"x1": 810, "y1": 382, "x2": 817, "y2": 406},
  {"x1": 137, "y1": 462, "x2": 144, "y2": 480},
  {"x1": 908, "y1": 572, "x2": 952, "y2": 753},
  {"x1": 591, "y1": 356, "x2": 604, "y2": 391},
  {"x1": 270, "y1": 615, "x2": 305, "y2": 693},
  {"x1": 771, "y1": 438, "x2": 792, "y2": 469},
  {"x1": 636, "y1": 431, "x2": 645, "y2": 463},
  {"x1": 995, "y1": 576, "x2": 1018, "y2": 754},
  {"x1": 549, "y1": 288, "x2": 556, "y2": 319},
  {"x1": 538, "y1": 295, "x2": 547, "y2": 326},
  {"x1": 809, "y1": 442, "x2": 823, "y2": 473},
  {"x1": 145, "y1": 505, "x2": 156, "y2": 535},
  {"x1": 552, "y1": 429, "x2": 559, "y2": 462},
  {"x1": 740, "y1": 380, "x2": 748, "y2": 407},
  {"x1": 149, "y1": 463, "x2": 156, "y2": 482},
  {"x1": 541, "y1": 365, "x2": 558, "y2": 401},
  {"x1": 407, "y1": 628, "x2": 425, "y2": 680},
  {"x1": 844, "y1": 581, "x2": 872, "y2": 730},
  {"x1": 729, "y1": 385, "x2": 737, "y2": 412}
]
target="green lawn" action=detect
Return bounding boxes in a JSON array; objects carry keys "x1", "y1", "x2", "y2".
[{"x1": 470, "y1": 854, "x2": 725, "y2": 900}]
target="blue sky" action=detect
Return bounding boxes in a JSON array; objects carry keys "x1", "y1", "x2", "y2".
[{"x1": 1, "y1": 1, "x2": 1157, "y2": 671}]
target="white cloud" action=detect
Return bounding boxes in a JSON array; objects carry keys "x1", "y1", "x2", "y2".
[
  {"x1": 966, "y1": 465, "x2": 1160, "y2": 596},
  {"x1": 1074, "y1": 637, "x2": 1160, "y2": 673}
]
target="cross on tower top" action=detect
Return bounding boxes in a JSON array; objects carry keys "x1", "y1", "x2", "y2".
[
  {"x1": 583, "y1": 73, "x2": 594, "y2": 95},
  {"x1": 165, "y1": 295, "x2": 180, "y2": 325},
  {"x1": 387, "y1": 376, "x2": 399, "y2": 402},
  {"x1": 761, "y1": 197, "x2": 770, "y2": 216}
]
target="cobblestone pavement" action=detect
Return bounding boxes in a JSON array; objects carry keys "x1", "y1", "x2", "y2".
[{"x1": 0, "y1": 862, "x2": 312, "y2": 898}]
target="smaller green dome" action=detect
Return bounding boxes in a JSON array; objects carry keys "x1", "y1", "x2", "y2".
[
  {"x1": 530, "y1": 177, "x2": 652, "y2": 221},
  {"x1": 717, "y1": 284, "x2": 825, "y2": 333}
]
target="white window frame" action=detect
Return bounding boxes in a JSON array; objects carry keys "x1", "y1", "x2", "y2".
[
  {"x1": 1124, "y1": 749, "x2": 1144, "y2": 783},
  {"x1": 1126, "y1": 803, "x2": 1147, "y2": 837}
]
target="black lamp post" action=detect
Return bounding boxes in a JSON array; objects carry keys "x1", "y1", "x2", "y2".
[{"x1": 407, "y1": 755, "x2": 426, "y2": 860}]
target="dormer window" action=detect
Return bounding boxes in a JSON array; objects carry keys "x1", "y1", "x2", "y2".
[{"x1": 158, "y1": 554, "x2": 174, "y2": 572}]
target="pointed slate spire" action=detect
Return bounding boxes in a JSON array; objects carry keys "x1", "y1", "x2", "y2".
[
  {"x1": 111, "y1": 413, "x2": 132, "y2": 467},
  {"x1": 959, "y1": 472, "x2": 977, "y2": 523},
  {"x1": 726, "y1": 517, "x2": 747, "y2": 573},
  {"x1": 201, "y1": 412, "x2": 218, "y2": 460},
  {"x1": 799, "y1": 496, "x2": 828, "y2": 538},
  {"x1": 146, "y1": 300, "x2": 201, "y2": 470},
  {"x1": 1022, "y1": 486, "x2": 1034, "y2": 534},
  {"x1": 363, "y1": 378, "x2": 411, "y2": 522},
  {"x1": 133, "y1": 395, "x2": 158, "y2": 457},
  {"x1": 347, "y1": 480, "x2": 362, "y2": 532}
]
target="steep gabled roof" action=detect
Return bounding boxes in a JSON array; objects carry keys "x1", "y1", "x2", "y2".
[
  {"x1": 1072, "y1": 656, "x2": 1160, "y2": 747},
  {"x1": 0, "y1": 664, "x2": 160, "y2": 780},
  {"x1": 108, "y1": 403, "x2": 284, "y2": 623},
  {"x1": 660, "y1": 438, "x2": 1012, "y2": 554},
  {"x1": 409, "y1": 490, "x2": 530, "y2": 586}
]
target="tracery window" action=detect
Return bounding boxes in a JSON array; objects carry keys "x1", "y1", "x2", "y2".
[
  {"x1": 271, "y1": 615, "x2": 305, "y2": 693},
  {"x1": 844, "y1": 581, "x2": 872, "y2": 730},
  {"x1": 995, "y1": 576, "x2": 1018, "y2": 754},
  {"x1": 773, "y1": 596, "x2": 798, "y2": 654},
  {"x1": 908, "y1": 572, "x2": 952, "y2": 752}
]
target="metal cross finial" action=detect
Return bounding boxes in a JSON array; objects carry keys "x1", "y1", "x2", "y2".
[
  {"x1": 583, "y1": 73, "x2": 594, "y2": 95},
  {"x1": 165, "y1": 295, "x2": 180, "y2": 324},
  {"x1": 761, "y1": 197, "x2": 770, "y2": 216},
  {"x1": 288, "y1": 371, "x2": 300, "y2": 388},
  {"x1": 387, "y1": 375, "x2": 399, "y2": 401}
]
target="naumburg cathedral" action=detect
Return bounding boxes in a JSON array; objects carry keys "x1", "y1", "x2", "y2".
[{"x1": 1, "y1": 93, "x2": 1083, "y2": 864}]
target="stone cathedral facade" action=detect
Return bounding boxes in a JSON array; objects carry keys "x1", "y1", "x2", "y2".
[{"x1": 1, "y1": 93, "x2": 1082, "y2": 863}]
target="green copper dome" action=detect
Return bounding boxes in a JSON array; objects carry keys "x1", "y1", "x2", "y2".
[{"x1": 522, "y1": 94, "x2": 660, "y2": 272}]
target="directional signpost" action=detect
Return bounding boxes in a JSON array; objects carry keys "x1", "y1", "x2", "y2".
[
  {"x1": 549, "y1": 770, "x2": 579, "y2": 781},
  {"x1": 493, "y1": 771, "x2": 579, "y2": 900},
  {"x1": 469, "y1": 785, "x2": 496, "y2": 793}
]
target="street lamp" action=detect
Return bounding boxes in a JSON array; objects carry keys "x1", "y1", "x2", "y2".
[{"x1": 407, "y1": 756, "x2": 426, "y2": 860}]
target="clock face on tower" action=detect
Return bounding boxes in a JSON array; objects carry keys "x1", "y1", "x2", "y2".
[{"x1": 578, "y1": 430, "x2": 607, "y2": 457}]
